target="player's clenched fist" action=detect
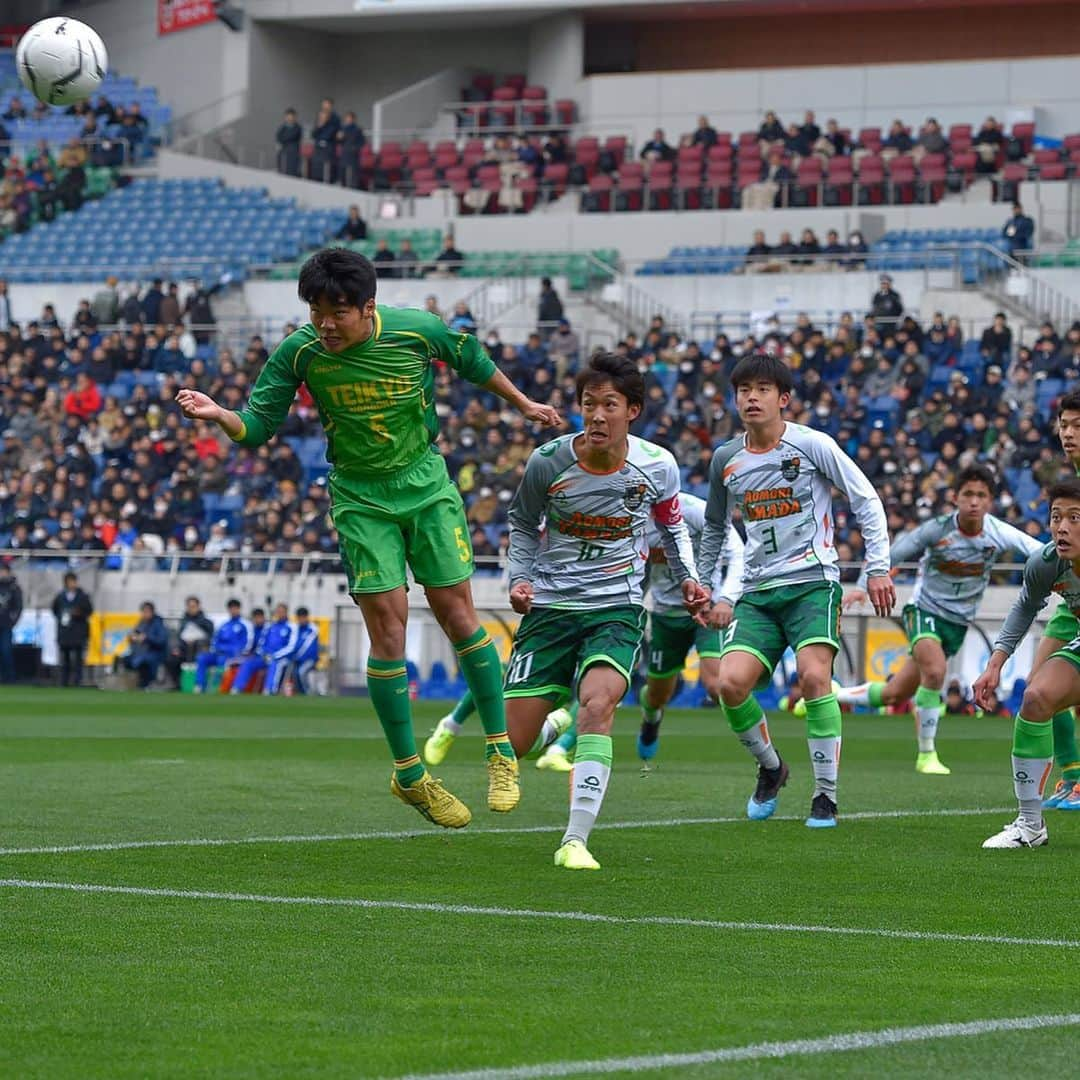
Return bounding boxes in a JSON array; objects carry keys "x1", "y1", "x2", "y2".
[
  {"x1": 706, "y1": 600, "x2": 734, "y2": 628},
  {"x1": 176, "y1": 389, "x2": 220, "y2": 421},
  {"x1": 509, "y1": 581, "x2": 534, "y2": 615},
  {"x1": 520, "y1": 401, "x2": 561, "y2": 427}
]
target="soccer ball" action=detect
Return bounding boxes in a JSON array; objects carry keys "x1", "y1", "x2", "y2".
[{"x1": 16, "y1": 17, "x2": 108, "y2": 107}]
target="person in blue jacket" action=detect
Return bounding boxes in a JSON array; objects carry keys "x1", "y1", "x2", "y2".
[
  {"x1": 282, "y1": 606, "x2": 321, "y2": 695},
  {"x1": 232, "y1": 603, "x2": 294, "y2": 695},
  {"x1": 194, "y1": 598, "x2": 253, "y2": 693},
  {"x1": 123, "y1": 602, "x2": 169, "y2": 689}
]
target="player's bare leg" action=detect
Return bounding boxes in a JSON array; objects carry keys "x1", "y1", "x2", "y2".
[
  {"x1": 720, "y1": 650, "x2": 789, "y2": 819},
  {"x1": 426, "y1": 582, "x2": 518, "y2": 811},
  {"x1": 357, "y1": 588, "x2": 470, "y2": 828}
]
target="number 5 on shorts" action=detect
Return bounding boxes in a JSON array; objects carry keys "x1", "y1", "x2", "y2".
[{"x1": 454, "y1": 526, "x2": 471, "y2": 563}]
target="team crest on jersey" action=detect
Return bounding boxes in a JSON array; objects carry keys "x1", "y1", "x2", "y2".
[
  {"x1": 780, "y1": 456, "x2": 801, "y2": 481},
  {"x1": 623, "y1": 482, "x2": 648, "y2": 510}
]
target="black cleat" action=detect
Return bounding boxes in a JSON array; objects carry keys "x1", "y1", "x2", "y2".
[
  {"x1": 805, "y1": 792, "x2": 838, "y2": 829},
  {"x1": 746, "y1": 758, "x2": 789, "y2": 820}
]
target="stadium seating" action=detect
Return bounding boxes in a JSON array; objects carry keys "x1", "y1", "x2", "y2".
[{"x1": 0, "y1": 178, "x2": 347, "y2": 283}]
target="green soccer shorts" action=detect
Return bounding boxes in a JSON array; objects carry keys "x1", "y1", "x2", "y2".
[
  {"x1": 901, "y1": 603, "x2": 968, "y2": 658},
  {"x1": 503, "y1": 605, "x2": 647, "y2": 703},
  {"x1": 1046, "y1": 603, "x2": 1080, "y2": 642},
  {"x1": 647, "y1": 610, "x2": 723, "y2": 678},
  {"x1": 329, "y1": 449, "x2": 474, "y2": 594},
  {"x1": 720, "y1": 581, "x2": 842, "y2": 678}
]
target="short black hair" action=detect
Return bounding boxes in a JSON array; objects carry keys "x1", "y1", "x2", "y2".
[
  {"x1": 227, "y1": 598, "x2": 241, "y2": 608},
  {"x1": 251, "y1": 607, "x2": 265, "y2": 618},
  {"x1": 1058, "y1": 390, "x2": 1080, "y2": 417},
  {"x1": 1049, "y1": 479, "x2": 1080, "y2": 507},
  {"x1": 575, "y1": 351, "x2": 645, "y2": 408},
  {"x1": 63, "y1": 572, "x2": 77, "y2": 583},
  {"x1": 296, "y1": 606, "x2": 310, "y2": 617},
  {"x1": 730, "y1": 354, "x2": 794, "y2": 395},
  {"x1": 956, "y1": 464, "x2": 996, "y2": 495},
  {"x1": 298, "y1": 248, "x2": 377, "y2": 309}
]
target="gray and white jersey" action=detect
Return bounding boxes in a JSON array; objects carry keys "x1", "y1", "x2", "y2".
[
  {"x1": 861, "y1": 512, "x2": 1041, "y2": 624},
  {"x1": 698, "y1": 423, "x2": 889, "y2": 594},
  {"x1": 507, "y1": 433, "x2": 698, "y2": 610},
  {"x1": 994, "y1": 542, "x2": 1080, "y2": 656},
  {"x1": 645, "y1": 493, "x2": 745, "y2": 613}
]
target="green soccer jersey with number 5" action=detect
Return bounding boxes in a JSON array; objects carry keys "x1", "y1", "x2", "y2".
[{"x1": 229, "y1": 308, "x2": 495, "y2": 479}]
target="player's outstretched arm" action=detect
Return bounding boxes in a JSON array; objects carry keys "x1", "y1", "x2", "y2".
[
  {"x1": 482, "y1": 370, "x2": 561, "y2": 427},
  {"x1": 176, "y1": 389, "x2": 245, "y2": 439}
]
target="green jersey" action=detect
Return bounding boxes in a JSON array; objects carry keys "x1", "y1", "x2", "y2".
[{"x1": 230, "y1": 307, "x2": 496, "y2": 479}]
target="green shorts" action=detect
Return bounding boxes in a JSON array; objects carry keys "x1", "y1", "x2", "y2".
[
  {"x1": 647, "y1": 610, "x2": 723, "y2": 678},
  {"x1": 504, "y1": 605, "x2": 646, "y2": 703},
  {"x1": 721, "y1": 581, "x2": 842, "y2": 677},
  {"x1": 1046, "y1": 604, "x2": 1080, "y2": 642},
  {"x1": 1051, "y1": 637, "x2": 1080, "y2": 670},
  {"x1": 329, "y1": 450, "x2": 473, "y2": 594},
  {"x1": 901, "y1": 603, "x2": 968, "y2": 658}
]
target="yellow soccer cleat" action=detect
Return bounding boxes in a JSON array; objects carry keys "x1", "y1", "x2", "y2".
[
  {"x1": 391, "y1": 771, "x2": 472, "y2": 828},
  {"x1": 486, "y1": 753, "x2": 520, "y2": 812},
  {"x1": 546, "y1": 706, "x2": 575, "y2": 737},
  {"x1": 554, "y1": 839, "x2": 600, "y2": 870},
  {"x1": 536, "y1": 744, "x2": 573, "y2": 772},
  {"x1": 423, "y1": 717, "x2": 458, "y2": 766},
  {"x1": 915, "y1": 751, "x2": 951, "y2": 775}
]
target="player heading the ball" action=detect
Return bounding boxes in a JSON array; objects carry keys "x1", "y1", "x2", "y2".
[{"x1": 176, "y1": 248, "x2": 560, "y2": 828}]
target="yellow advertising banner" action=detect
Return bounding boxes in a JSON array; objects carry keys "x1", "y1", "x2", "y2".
[{"x1": 863, "y1": 626, "x2": 910, "y2": 682}]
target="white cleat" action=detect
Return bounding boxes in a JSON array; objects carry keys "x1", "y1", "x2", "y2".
[{"x1": 982, "y1": 817, "x2": 1048, "y2": 849}]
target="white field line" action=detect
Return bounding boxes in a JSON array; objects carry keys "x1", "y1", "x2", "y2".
[
  {"x1": 382, "y1": 1013, "x2": 1080, "y2": 1080},
  {"x1": 1, "y1": 877, "x2": 1077, "y2": 951},
  {"x1": 0, "y1": 805, "x2": 1014, "y2": 857}
]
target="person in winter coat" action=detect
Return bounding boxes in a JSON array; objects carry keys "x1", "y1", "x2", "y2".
[
  {"x1": 0, "y1": 562, "x2": 23, "y2": 683},
  {"x1": 52, "y1": 571, "x2": 93, "y2": 687}
]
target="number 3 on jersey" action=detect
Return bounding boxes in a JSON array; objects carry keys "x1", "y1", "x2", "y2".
[{"x1": 761, "y1": 525, "x2": 778, "y2": 556}]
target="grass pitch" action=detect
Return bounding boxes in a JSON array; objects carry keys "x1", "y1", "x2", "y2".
[{"x1": 0, "y1": 688, "x2": 1075, "y2": 1079}]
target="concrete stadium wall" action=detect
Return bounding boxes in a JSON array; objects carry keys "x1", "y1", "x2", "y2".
[
  {"x1": 584, "y1": 54, "x2": 1080, "y2": 146},
  {"x1": 52, "y1": 0, "x2": 249, "y2": 134}
]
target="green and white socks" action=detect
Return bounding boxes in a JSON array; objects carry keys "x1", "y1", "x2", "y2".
[
  {"x1": 723, "y1": 696, "x2": 780, "y2": 771},
  {"x1": 836, "y1": 682, "x2": 885, "y2": 708},
  {"x1": 563, "y1": 733, "x2": 612, "y2": 846},
  {"x1": 804, "y1": 693, "x2": 842, "y2": 801},
  {"x1": 915, "y1": 685, "x2": 943, "y2": 753},
  {"x1": 1012, "y1": 715, "x2": 1053, "y2": 828}
]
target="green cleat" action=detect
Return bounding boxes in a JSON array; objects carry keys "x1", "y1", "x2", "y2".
[
  {"x1": 915, "y1": 751, "x2": 951, "y2": 775},
  {"x1": 537, "y1": 744, "x2": 573, "y2": 772},
  {"x1": 423, "y1": 716, "x2": 458, "y2": 766},
  {"x1": 554, "y1": 839, "x2": 600, "y2": 870}
]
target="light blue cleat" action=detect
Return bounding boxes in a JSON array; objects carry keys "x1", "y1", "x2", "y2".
[
  {"x1": 805, "y1": 793, "x2": 838, "y2": 828},
  {"x1": 746, "y1": 759, "x2": 789, "y2": 820},
  {"x1": 637, "y1": 720, "x2": 661, "y2": 761}
]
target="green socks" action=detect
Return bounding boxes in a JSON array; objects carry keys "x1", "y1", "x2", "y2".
[
  {"x1": 1014, "y1": 714, "x2": 1054, "y2": 759},
  {"x1": 722, "y1": 694, "x2": 766, "y2": 734},
  {"x1": 368, "y1": 658, "x2": 424, "y2": 786},
  {"x1": 454, "y1": 628, "x2": 513, "y2": 760},
  {"x1": 1051, "y1": 709, "x2": 1080, "y2": 783},
  {"x1": 450, "y1": 689, "x2": 476, "y2": 727}
]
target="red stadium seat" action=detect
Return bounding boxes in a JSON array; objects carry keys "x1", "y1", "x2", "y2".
[
  {"x1": 1033, "y1": 149, "x2": 1061, "y2": 167},
  {"x1": 503, "y1": 74, "x2": 527, "y2": 94},
  {"x1": 888, "y1": 157, "x2": 916, "y2": 204},
  {"x1": 950, "y1": 151, "x2": 978, "y2": 184},
  {"x1": 583, "y1": 173, "x2": 613, "y2": 212},
  {"x1": 542, "y1": 161, "x2": 569, "y2": 196},
  {"x1": 950, "y1": 134, "x2": 972, "y2": 154},
  {"x1": 604, "y1": 135, "x2": 628, "y2": 166},
  {"x1": 516, "y1": 175, "x2": 538, "y2": 212},
  {"x1": 554, "y1": 99, "x2": 576, "y2": 126},
  {"x1": 706, "y1": 143, "x2": 733, "y2": 166},
  {"x1": 521, "y1": 85, "x2": 546, "y2": 100},
  {"x1": 824, "y1": 156, "x2": 853, "y2": 206},
  {"x1": 1064, "y1": 133, "x2": 1080, "y2": 154},
  {"x1": 615, "y1": 172, "x2": 644, "y2": 211},
  {"x1": 857, "y1": 127, "x2": 882, "y2": 151},
  {"x1": 1011, "y1": 122, "x2": 1035, "y2": 154},
  {"x1": 794, "y1": 158, "x2": 823, "y2": 206},
  {"x1": 918, "y1": 162, "x2": 947, "y2": 203},
  {"x1": 948, "y1": 124, "x2": 972, "y2": 143},
  {"x1": 677, "y1": 166, "x2": 703, "y2": 209},
  {"x1": 1040, "y1": 163, "x2": 1067, "y2": 181},
  {"x1": 411, "y1": 168, "x2": 440, "y2": 196},
  {"x1": 997, "y1": 162, "x2": 1027, "y2": 202},
  {"x1": 647, "y1": 161, "x2": 674, "y2": 209}
]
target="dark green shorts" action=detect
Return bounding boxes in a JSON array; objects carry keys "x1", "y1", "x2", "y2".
[
  {"x1": 1046, "y1": 604, "x2": 1080, "y2": 643},
  {"x1": 504, "y1": 605, "x2": 646, "y2": 703},
  {"x1": 647, "y1": 611, "x2": 723, "y2": 678},
  {"x1": 902, "y1": 603, "x2": 968, "y2": 658},
  {"x1": 330, "y1": 450, "x2": 473, "y2": 594},
  {"x1": 720, "y1": 581, "x2": 842, "y2": 676}
]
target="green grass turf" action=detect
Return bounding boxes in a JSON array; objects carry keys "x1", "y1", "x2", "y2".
[{"x1": 0, "y1": 688, "x2": 1075, "y2": 1078}]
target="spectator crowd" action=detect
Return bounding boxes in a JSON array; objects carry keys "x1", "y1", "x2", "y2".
[{"x1": 0, "y1": 269, "x2": 1075, "y2": 585}]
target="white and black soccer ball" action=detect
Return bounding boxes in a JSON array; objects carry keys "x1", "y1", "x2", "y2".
[{"x1": 16, "y1": 17, "x2": 108, "y2": 108}]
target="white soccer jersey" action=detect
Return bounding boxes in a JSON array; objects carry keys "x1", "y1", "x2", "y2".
[
  {"x1": 865, "y1": 511, "x2": 1042, "y2": 624},
  {"x1": 645, "y1": 493, "x2": 745, "y2": 613},
  {"x1": 507, "y1": 433, "x2": 698, "y2": 610},
  {"x1": 698, "y1": 422, "x2": 889, "y2": 593}
]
